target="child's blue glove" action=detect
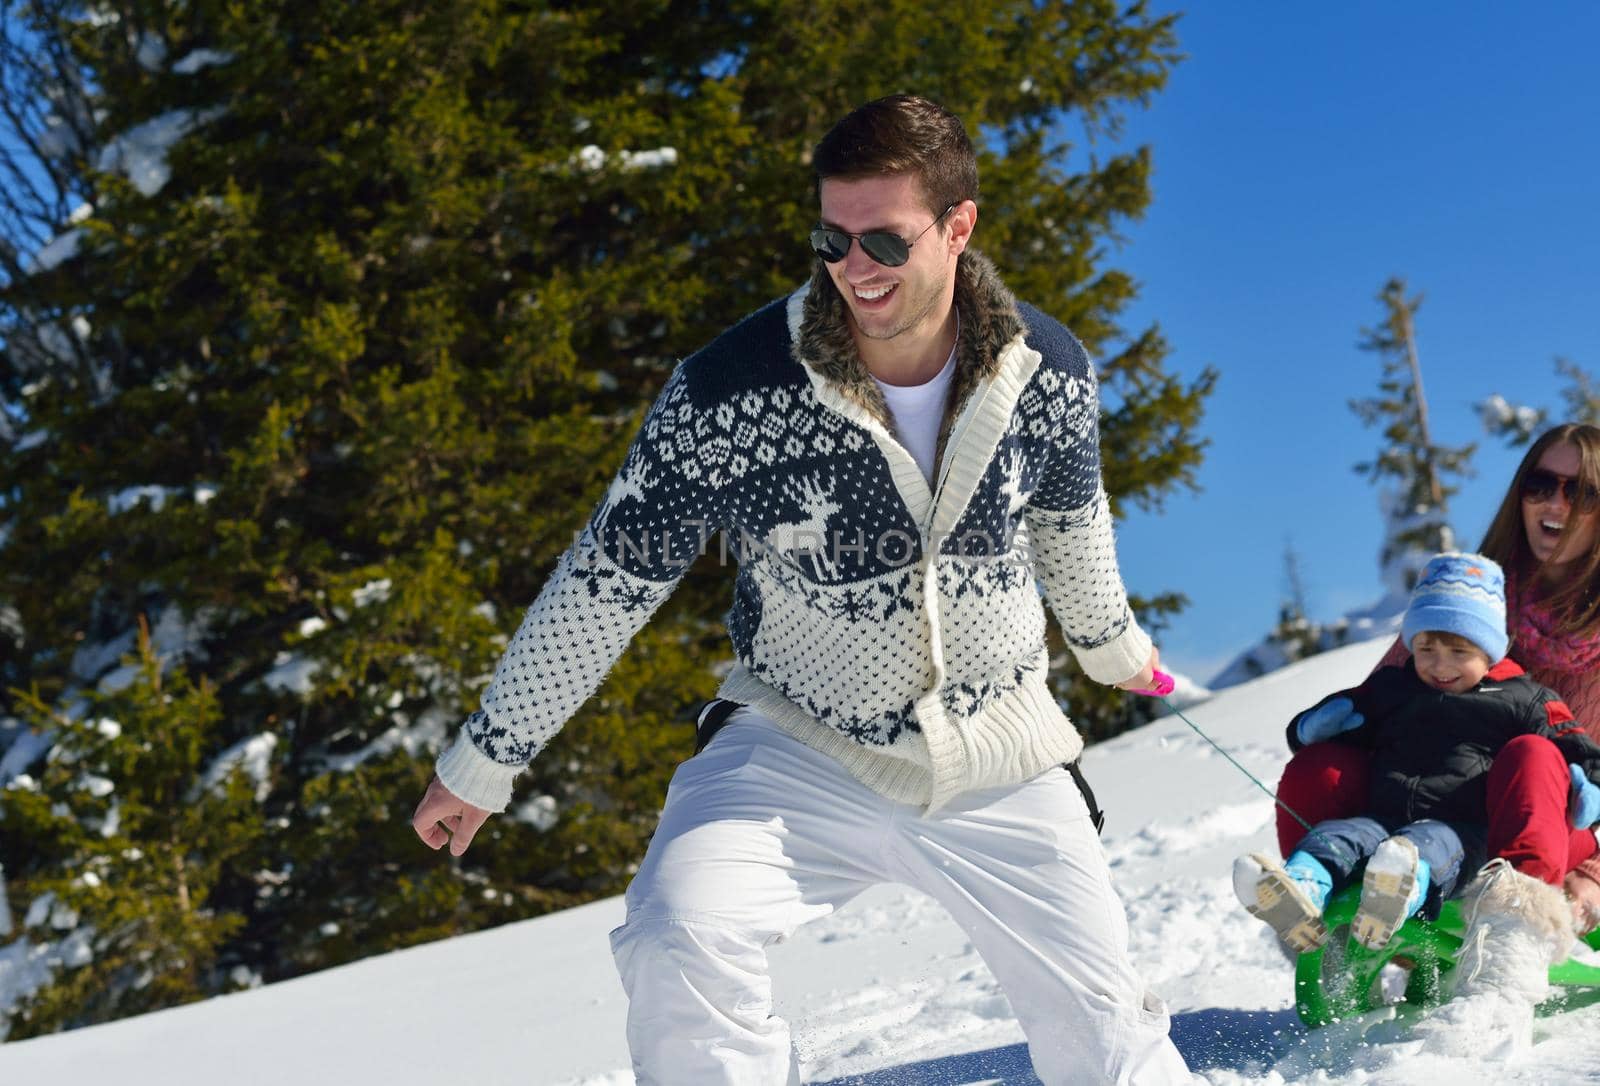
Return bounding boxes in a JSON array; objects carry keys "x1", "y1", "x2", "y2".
[
  {"x1": 1293, "y1": 697, "x2": 1365, "y2": 745},
  {"x1": 1571, "y1": 764, "x2": 1600, "y2": 829}
]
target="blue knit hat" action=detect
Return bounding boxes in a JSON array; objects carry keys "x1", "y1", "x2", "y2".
[{"x1": 1401, "y1": 552, "x2": 1508, "y2": 662}]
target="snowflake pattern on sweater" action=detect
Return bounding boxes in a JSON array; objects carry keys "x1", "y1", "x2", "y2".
[{"x1": 442, "y1": 251, "x2": 1151, "y2": 811}]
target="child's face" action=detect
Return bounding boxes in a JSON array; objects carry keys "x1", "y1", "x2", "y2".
[{"x1": 1412, "y1": 632, "x2": 1493, "y2": 693}]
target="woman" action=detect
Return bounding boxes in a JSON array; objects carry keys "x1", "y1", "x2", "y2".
[{"x1": 1277, "y1": 423, "x2": 1600, "y2": 930}]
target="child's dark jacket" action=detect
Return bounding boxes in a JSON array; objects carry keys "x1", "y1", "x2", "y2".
[{"x1": 1287, "y1": 658, "x2": 1600, "y2": 826}]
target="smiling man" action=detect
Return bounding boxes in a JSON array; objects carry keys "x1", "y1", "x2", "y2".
[{"x1": 413, "y1": 94, "x2": 1194, "y2": 1085}]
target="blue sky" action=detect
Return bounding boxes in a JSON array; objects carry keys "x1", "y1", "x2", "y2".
[{"x1": 1089, "y1": 4, "x2": 1600, "y2": 682}]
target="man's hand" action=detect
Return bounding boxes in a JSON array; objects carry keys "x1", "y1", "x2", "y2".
[
  {"x1": 1114, "y1": 646, "x2": 1161, "y2": 693},
  {"x1": 412, "y1": 774, "x2": 492, "y2": 857}
]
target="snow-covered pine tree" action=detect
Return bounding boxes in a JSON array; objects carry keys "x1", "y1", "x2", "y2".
[
  {"x1": 1266, "y1": 540, "x2": 1330, "y2": 664},
  {"x1": 1, "y1": 0, "x2": 1213, "y2": 1032},
  {"x1": 1556, "y1": 359, "x2": 1600, "y2": 427},
  {"x1": 1481, "y1": 357, "x2": 1599, "y2": 446},
  {"x1": 0, "y1": 621, "x2": 266, "y2": 1038},
  {"x1": 1349, "y1": 278, "x2": 1474, "y2": 594},
  {"x1": 1207, "y1": 540, "x2": 1359, "y2": 687}
]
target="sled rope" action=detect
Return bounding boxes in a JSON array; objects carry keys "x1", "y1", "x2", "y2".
[{"x1": 1156, "y1": 695, "x2": 1319, "y2": 834}]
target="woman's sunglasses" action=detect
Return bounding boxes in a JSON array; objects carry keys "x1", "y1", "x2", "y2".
[
  {"x1": 809, "y1": 204, "x2": 955, "y2": 267},
  {"x1": 1521, "y1": 467, "x2": 1599, "y2": 511}
]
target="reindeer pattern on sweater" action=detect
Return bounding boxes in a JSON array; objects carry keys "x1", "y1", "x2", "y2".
[{"x1": 435, "y1": 252, "x2": 1151, "y2": 812}]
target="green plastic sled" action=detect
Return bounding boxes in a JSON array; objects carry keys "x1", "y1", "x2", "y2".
[{"x1": 1294, "y1": 884, "x2": 1600, "y2": 1027}]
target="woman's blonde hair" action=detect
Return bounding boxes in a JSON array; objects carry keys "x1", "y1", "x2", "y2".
[{"x1": 1479, "y1": 422, "x2": 1600, "y2": 636}]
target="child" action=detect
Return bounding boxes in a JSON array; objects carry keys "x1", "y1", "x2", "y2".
[{"x1": 1235, "y1": 552, "x2": 1600, "y2": 953}]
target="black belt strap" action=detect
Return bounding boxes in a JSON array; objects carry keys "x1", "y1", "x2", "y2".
[
  {"x1": 692, "y1": 697, "x2": 1105, "y2": 835},
  {"x1": 694, "y1": 697, "x2": 744, "y2": 754},
  {"x1": 1066, "y1": 760, "x2": 1106, "y2": 835}
]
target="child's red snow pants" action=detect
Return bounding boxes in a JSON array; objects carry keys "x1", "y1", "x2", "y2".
[{"x1": 1276, "y1": 735, "x2": 1599, "y2": 886}]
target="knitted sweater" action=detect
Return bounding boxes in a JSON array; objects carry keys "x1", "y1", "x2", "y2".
[{"x1": 435, "y1": 251, "x2": 1151, "y2": 813}]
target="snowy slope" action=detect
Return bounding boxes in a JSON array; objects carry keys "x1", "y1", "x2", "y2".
[{"x1": 5, "y1": 635, "x2": 1600, "y2": 1085}]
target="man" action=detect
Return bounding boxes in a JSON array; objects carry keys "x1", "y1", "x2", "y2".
[{"x1": 413, "y1": 94, "x2": 1194, "y2": 1085}]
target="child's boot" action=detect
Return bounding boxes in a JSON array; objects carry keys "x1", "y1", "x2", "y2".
[
  {"x1": 1352, "y1": 834, "x2": 1430, "y2": 950},
  {"x1": 1233, "y1": 851, "x2": 1332, "y2": 953}
]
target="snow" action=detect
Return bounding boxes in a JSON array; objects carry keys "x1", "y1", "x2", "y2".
[
  {"x1": 107, "y1": 485, "x2": 180, "y2": 514},
  {"x1": 1480, "y1": 394, "x2": 1544, "y2": 443},
  {"x1": 37, "y1": 115, "x2": 81, "y2": 159},
  {"x1": 81, "y1": 605, "x2": 215, "y2": 692},
  {"x1": 104, "y1": 483, "x2": 213, "y2": 517},
  {"x1": 95, "y1": 109, "x2": 225, "y2": 197},
  {"x1": 261, "y1": 653, "x2": 319, "y2": 696},
  {"x1": 0, "y1": 729, "x2": 53, "y2": 788},
  {"x1": 571, "y1": 145, "x2": 680, "y2": 172},
  {"x1": 77, "y1": 773, "x2": 114, "y2": 798},
  {"x1": 33, "y1": 319, "x2": 86, "y2": 365},
  {"x1": 30, "y1": 229, "x2": 83, "y2": 272},
  {"x1": 171, "y1": 49, "x2": 233, "y2": 75},
  {"x1": 0, "y1": 940, "x2": 56, "y2": 1029},
  {"x1": 21, "y1": 896, "x2": 52, "y2": 932},
  {"x1": 134, "y1": 33, "x2": 167, "y2": 72},
  {"x1": 196, "y1": 734, "x2": 277, "y2": 803},
  {"x1": 319, "y1": 706, "x2": 452, "y2": 774},
  {"x1": 1375, "y1": 487, "x2": 1451, "y2": 601},
  {"x1": 619, "y1": 147, "x2": 678, "y2": 170},
  {"x1": 3, "y1": 636, "x2": 1600, "y2": 1082},
  {"x1": 351, "y1": 578, "x2": 392, "y2": 607},
  {"x1": 513, "y1": 794, "x2": 560, "y2": 832}
]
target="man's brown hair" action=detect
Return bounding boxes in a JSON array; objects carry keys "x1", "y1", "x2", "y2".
[{"x1": 813, "y1": 94, "x2": 978, "y2": 217}]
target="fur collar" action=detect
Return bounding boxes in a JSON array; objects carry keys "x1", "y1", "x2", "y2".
[{"x1": 793, "y1": 250, "x2": 1026, "y2": 432}]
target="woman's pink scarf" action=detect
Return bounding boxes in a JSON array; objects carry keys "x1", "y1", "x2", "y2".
[{"x1": 1508, "y1": 574, "x2": 1600, "y2": 677}]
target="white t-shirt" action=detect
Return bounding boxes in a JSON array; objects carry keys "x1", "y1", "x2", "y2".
[{"x1": 872, "y1": 342, "x2": 957, "y2": 484}]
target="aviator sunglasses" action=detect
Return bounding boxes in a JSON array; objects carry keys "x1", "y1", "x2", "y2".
[
  {"x1": 1521, "y1": 467, "x2": 1599, "y2": 511},
  {"x1": 810, "y1": 204, "x2": 956, "y2": 267}
]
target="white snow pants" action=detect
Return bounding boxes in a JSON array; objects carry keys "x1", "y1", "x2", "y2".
[{"x1": 609, "y1": 713, "x2": 1194, "y2": 1085}]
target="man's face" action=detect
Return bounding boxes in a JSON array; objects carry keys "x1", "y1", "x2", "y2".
[{"x1": 817, "y1": 174, "x2": 971, "y2": 347}]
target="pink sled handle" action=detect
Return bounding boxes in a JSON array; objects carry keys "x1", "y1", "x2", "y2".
[{"x1": 1129, "y1": 669, "x2": 1175, "y2": 697}]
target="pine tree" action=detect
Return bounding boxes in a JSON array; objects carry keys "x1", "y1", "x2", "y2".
[
  {"x1": 1556, "y1": 359, "x2": 1600, "y2": 427},
  {"x1": 1268, "y1": 539, "x2": 1353, "y2": 668},
  {"x1": 1480, "y1": 357, "x2": 1598, "y2": 445},
  {"x1": 1479, "y1": 393, "x2": 1548, "y2": 446},
  {"x1": 1, "y1": 0, "x2": 1212, "y2": 1030},
  {"x1": 0, "y1": 621, "x2": 265, "y2": 1037},
  {"x1": 1269, "y1": 540, "x2": 1315, "y2": 661},
  {"x1": 1349, "y1": 278, "x2": 1474, "y2": 593}
]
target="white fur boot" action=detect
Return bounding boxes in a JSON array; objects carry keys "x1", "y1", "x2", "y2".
[{"x1": 1411, "y1": 859, "x2": 1576, "y2": 1058}]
